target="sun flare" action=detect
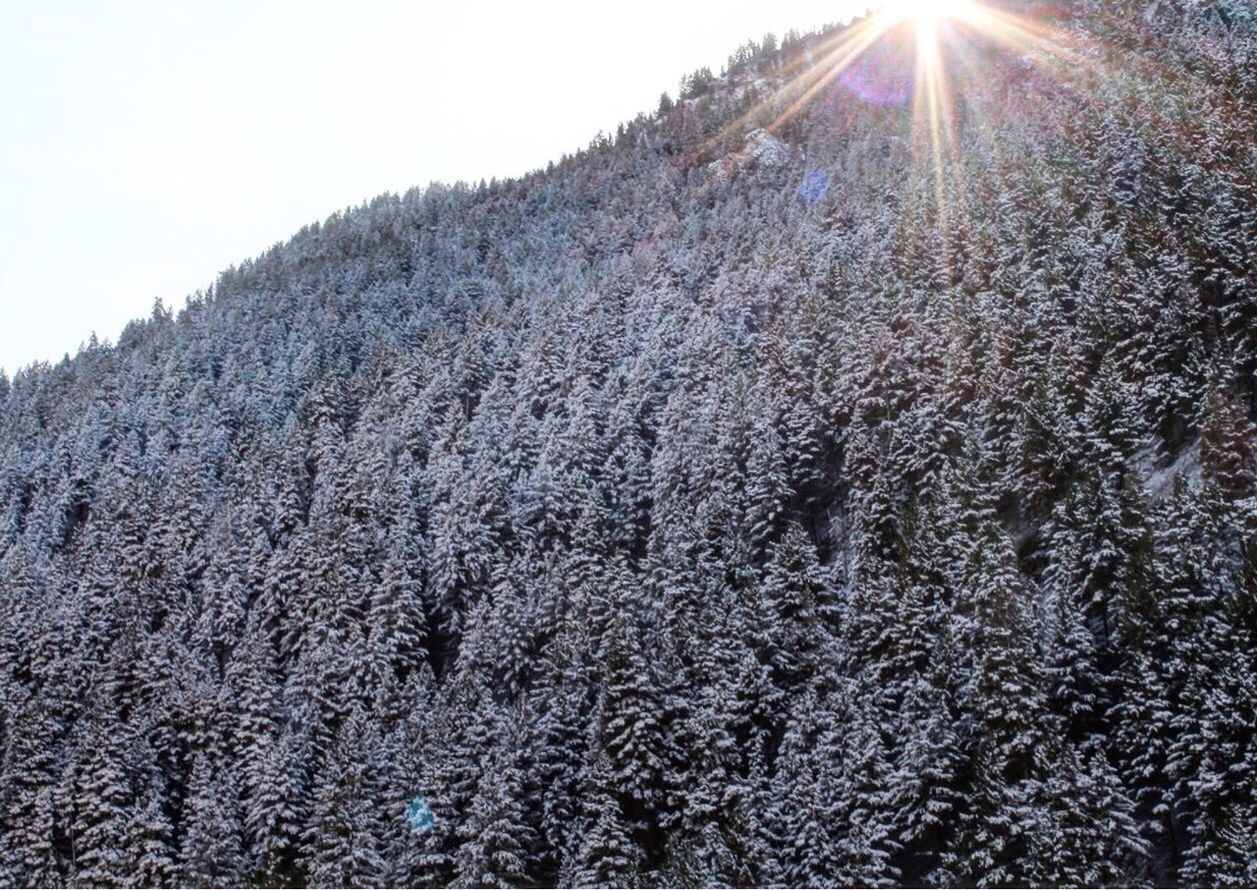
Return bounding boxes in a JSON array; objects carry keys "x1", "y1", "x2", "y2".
[
  {"x1": 876, "y1": 0, "x2": 980, "y2": 27},
  {"x1": 712, "y1": 0, "x2": 1091, "y2": 236}
]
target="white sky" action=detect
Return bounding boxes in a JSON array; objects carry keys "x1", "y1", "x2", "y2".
[{"x1": 0, "y1": 0, "x2": 869, "y2": 373}]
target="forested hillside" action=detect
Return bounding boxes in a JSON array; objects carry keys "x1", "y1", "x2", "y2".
[{"x1": 1, "y1": 1, "x2": 1255, "y2": 886}]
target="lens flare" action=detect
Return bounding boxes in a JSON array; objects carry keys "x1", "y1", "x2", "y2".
[
  {"x1": 703, "y1": 2, "x2": 1064, "y2": 229},
  {"x1": 699, "y1": 0, "x2": 1215, "y2": 261},
  {"x1": 877, "y1": 0, "x2": 979, "y2": 27}
]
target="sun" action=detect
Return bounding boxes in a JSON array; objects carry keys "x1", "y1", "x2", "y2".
[{"x1": 876, "y1": 0, "x2": 980, "y2": 27}]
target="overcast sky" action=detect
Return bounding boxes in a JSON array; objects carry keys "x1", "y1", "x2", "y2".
[{"x1": 0, "y1": 0, "x2": 872, "y2": 373}]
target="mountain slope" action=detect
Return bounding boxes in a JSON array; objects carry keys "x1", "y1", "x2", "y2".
[{"x1": 1, "y1": 2, "x2": 1256, "y2": 886}]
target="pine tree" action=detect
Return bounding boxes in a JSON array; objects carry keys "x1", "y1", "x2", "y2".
[
  {"x1": 599, "y1": 609, "x2": 666, "y2": 819},
  {"x1": 69, "y1": 719, "x2": 134, "y2": 887},
  {"x1": 127, "y1": 773, "x2": 178, "y2": 887},
  {"x1": 893, "y1": 678, "x2": 964, "y2": 885},
  {"x1": 774, "y1": 685, "x2": 848, "y2": 887},
  {"x1": 453, "y1": 742, "x2": 535, "y2": 888},
  {"x1": 243, "y1": 726, "x2": 306, "y2": 883},
  {"x1": 573, "y1": 752, "x2": 640, "y2": 888},
  {"x1": 946, "y1": 447, "x2": 1051, "y2": 887},
  {"x1": 754, "y1": 521, "x2": 827, "y2": 689},
  {"x1": 838, "y1": 696, "x2": 902, "y2": 887},
  {"x1": 299, "y1": 708, "x2": 387, "y2": 887},
  {"x1": 180, "y1": 752, "x2": 247, "y2": 888},
  {"x1": 0, "y1": 698, "x2": 65, "y2": 884}
]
